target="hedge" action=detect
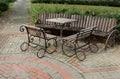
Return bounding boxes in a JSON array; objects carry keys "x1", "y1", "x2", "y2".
[
  {"x1": 0, "y1": 0, "x2": 16, "y2": 16},
  {"x1": 31, "y1": 0, "x2": 120, "y2": 7},
  {"x1": 30, "y1": 3, "x2": 120, "y2": 21},
  {"x1": 0, "y1": 1, "x2": 9, "y2": 12}
]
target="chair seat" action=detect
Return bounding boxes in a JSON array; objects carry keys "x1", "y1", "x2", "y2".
[
  {"x1": 46, "y1": 33, "x2": 57, "y2": 40},
  {"x1": 62, "y1": 34, "x2": 77, "y2": 42},
  {"x1": 92, "y1": 30, "x2": 108, "y2": 37}
]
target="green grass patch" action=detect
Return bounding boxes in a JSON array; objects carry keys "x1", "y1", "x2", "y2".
[
  {"x1": 30, "y1": 3, "x2": 120, "y2": 22},
  {"x1": 9, "y1": 2, "x2": 14, "y2": 7}
]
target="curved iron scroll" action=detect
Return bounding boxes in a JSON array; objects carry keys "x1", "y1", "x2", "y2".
[{"x1": 19, "y1": 25, "x2": 26, "y2": 32}]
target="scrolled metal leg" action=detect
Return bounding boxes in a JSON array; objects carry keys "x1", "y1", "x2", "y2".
[
  {"x1": 75, "y1": 45, "x2": 86, "y2": 61},
  {"x1": 37, "y1": 48, "x2": 45, "y2": 58},
  {"x1": 46, "y1": 39, "x2": 57, "y2": 54},
  {"x1": 87, "y1": 35, "x2": 99, "y2": 53},
  {"x1": 76, "y1": 52, "x2": 86, "y2": 61},
  {"x1": 20, "y1": 42, "x2": 29, "y2": 51},
  {"x1": 105, "y1": 30, "x2": 116, "y2": 50},
  {"x1": 89, "y1": 43, "x2": 99, "y2": 53},
  {"x1": 62, "y1": 41, "x2": 76, "y2": 57}
]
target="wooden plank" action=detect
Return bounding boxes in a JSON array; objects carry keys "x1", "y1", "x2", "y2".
[
  {"x1": 104, "y1": 18, "x2": 109, "y2": 32},
  {"x1": 101, "y1": 18, "x2": 106, "y2": 32},
  {"x1": 82, "y1": 16, "x2": 87, "y2": 28}
]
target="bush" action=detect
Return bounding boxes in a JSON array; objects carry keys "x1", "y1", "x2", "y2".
[
  {"x1": 6, "y1": 0, "x2": 16, "y2": 2},
  {"x1": 31, "y1": 0, "x2": 120, "y2": 7},
  {"x1": 0, "y1": 11, "x2": 1, "y2": 16},
  {"x1": 0, "y1": 2, "x2": 9, "y2": 12}
]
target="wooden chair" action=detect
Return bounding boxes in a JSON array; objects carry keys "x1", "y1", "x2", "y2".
[
  {"x1": 20, "y1": 24, "x2": 57, "y2": 58},
  {"x1": 62, "y1": 26, "x2": 98, "y2": 61}
]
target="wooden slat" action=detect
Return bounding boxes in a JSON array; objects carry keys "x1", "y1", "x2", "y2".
[
  {"x1": 82, "y1": 16, "x2": 87, "y2": 28},
  {"x1": 105, "y1": 18, "x2": 111, "y2": 32},
  {"x1": 84, "y1": 16, "x2": 89, "y2": 28},
  {"x1": 70, "y1": 14, "x2": 79, "y2": 30},
  {"x1": 86, "y1": 16, "x2": 93, "y2": 27},
  {"x1": 101, "y1": 18, "x2": 107, "y2": 32},
  {"x1": 96, "y1": 17, "x2": 102, "y2": 31}
]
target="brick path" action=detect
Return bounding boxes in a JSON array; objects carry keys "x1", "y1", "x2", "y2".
[{"x1": 0, "y1": 0, "x2": 120, "y2": 79}]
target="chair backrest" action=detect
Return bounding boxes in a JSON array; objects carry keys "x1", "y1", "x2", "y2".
[
  {"x1": 36, "y1": 13, "x2": 47, "y2": 24},
  {"x1": 76, "y1": 26, "x2": 95, "y2": 40},
  {"x1": 20, "y1": 24, "x2": 46, "y2": 39}
]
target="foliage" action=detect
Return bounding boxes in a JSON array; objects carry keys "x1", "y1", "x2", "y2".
[
  {"x1": 0, "y1": 0, "x2": 15, "y2": 16},
  {"x1": 6, "y1": 0, "x2": 16, "y2": 2},
  {"x1": 30, "y1": 3, "x2": 120, "y2": 39},
  {"x1": 0, "y1": 1, "x2": 9, "y2": 12},
  {"x1": 30, "y1": 3, "x2": 120, "y2": 21},
  {"x1": 31, "y1": 0, "x2": 120, "y2": 7}
]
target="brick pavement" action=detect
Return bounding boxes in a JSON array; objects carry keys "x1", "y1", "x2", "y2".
[{"x1": 0, "y1": 0, "x2": 120, "y2": 79}]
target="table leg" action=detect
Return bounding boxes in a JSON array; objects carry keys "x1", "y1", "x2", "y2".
[{"x1": 60, "y1": 27, "x2": 63, "y2": 38}]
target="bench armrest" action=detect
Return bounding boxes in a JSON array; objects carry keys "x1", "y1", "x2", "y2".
[
  {"x1": 76, "y1": 26, "x2": 96, "y2": 40},
  {"x1": 20, "y1": 24, "x2": 42, "y2": 32},
  {"x1": 107, "y1": 26, "x2": 116, "y2": 33},
  {"x1": 34, "y1": 19, "x2": 41, "y2": 24},
  {"x1": 34, "y1": 19, "x2": 38, "y2": 24}
]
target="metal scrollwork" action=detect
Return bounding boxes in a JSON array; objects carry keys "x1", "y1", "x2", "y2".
[
  {"x1": 29, "y1": 35, "x2": 35, "y2": 43},
  {"x1": 19, "y1": 25, "x2": 26, "y2": 32},
  {"x1": 19, "y1": 24, "x2": 57, "y2": 58},
  {"x1": 36, "y1": 31, "x2": 41, "y2": 37}
]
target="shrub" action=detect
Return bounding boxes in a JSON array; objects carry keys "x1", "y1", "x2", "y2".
[
  {"x1": 6, "y1": 0, "x2": 16, "y2": 2},
  {"x1": 31, "y1": 0, "x2": 120, "y2": 7},
  {"x1": 0, "y1": 11, "x2": 1, "y2": 16},
  {"x1": 0, "y1": 2, "x2": 9, "y2": 12}
]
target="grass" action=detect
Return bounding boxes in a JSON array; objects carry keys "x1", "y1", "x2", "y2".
[
  {"x1": 9, "y1": 2, "x2": 14, "y2": 7},
  {"x1": 30, "y1": 3, "x2": 120, "y2": 22}
]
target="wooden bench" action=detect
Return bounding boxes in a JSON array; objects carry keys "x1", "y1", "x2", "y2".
[
  {"x1": 35, "y1": 13, "x2": 117, "y2": 49},
  {"x1": 70, "y1": 15, "x2": 117, "y2": 49}
]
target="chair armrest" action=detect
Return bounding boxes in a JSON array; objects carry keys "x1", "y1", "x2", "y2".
[
  {"x1": 34, "y1": 19, "x2": 38, "y2": 24},
  {"x1": 79, "y1": 26, "x2": 96, "y2": 33},
  {"x1": 107, "y1": 26, "x2": 116, "y2": 33},
  {"x1": 34, "y1": 19, "x2": 41, "y2": 24},
  {"x1": 20, "y1": 24, "x2": 42, "y2": 32}
]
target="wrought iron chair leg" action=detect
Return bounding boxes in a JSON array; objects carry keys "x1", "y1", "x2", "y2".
[
  {"x1": 20, "y1": 42, "x2": 29, "y2": 51},
  {"x1": 75, "y1": 44, "x2": 86, "y2": 61}
]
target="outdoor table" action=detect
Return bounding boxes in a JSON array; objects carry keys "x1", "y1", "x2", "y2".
[{"x1": 46, "y1": 18, "x2": 77, "y2": 38}]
